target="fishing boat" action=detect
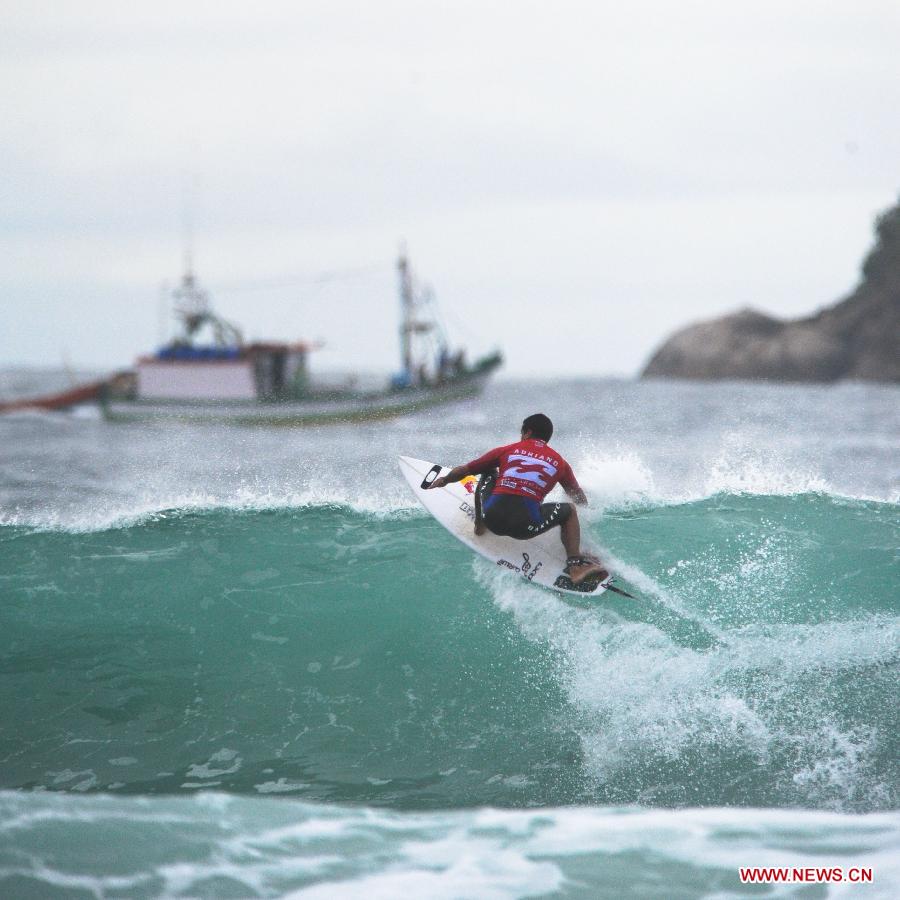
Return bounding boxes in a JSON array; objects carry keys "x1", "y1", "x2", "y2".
[{"x1": 100, "y1": 252, "x2": 502, "y2": 425}]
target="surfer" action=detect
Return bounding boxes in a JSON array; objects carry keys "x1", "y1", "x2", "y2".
[{"x1": 427, "y1": 413, "x2": 605, "y2": 584}]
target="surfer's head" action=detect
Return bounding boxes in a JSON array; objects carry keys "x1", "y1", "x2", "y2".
[{"x1": 521, "y1": 413, "x2": 553, "y2": 442}]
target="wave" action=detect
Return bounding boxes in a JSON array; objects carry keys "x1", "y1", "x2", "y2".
[
  {"x1": 1, "y1": 458, "x2": 893, "y2": 534},
  {"x1": 1, "y1": 498, "x2": 896, "y2": 813},
  {"x1": 574, "y1": 442, "x2": 890, "y2": 518},
  {"x1": 1, "y1": 792, "x2": 898, "y2": 899},
  {"x1": 484, "y1": 564, "x2": 896, "y2": 810}
]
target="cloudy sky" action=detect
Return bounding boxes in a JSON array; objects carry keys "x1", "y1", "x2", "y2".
[{"x1": 3, "y1": 0, "x2": 898, "y2": 376}]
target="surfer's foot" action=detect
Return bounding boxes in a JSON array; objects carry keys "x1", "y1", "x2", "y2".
[
  {"x1": 565, "y1": 556, "x2": 608, "y2": 584},
  {"x1": 474, "y1": 521, "x2": 487, "y2": 536}
]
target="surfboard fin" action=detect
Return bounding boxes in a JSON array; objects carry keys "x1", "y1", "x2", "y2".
[{"x1": 603, "y1": 582, "x2": 637, "y2": 600}]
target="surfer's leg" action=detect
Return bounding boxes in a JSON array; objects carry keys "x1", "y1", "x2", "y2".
[
  {"x1": 529, "y1": 502, "x2": 604, "y2": 582},
  {"x1": 474, "y1": 472, "x2": 497, "y2": 536},
  {"x1": 560, "y1": 505, "x2": 580, "y2": 558},
  {"x1": 559, "y1": 506, "x2": 606, "y2": 584}
]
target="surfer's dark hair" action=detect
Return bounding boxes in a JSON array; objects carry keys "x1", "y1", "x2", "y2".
[{"x1": 522, "y1": 413, "x2": 553, "y2": 441}]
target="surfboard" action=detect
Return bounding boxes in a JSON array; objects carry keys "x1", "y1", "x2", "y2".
[{"x1": 398, "y1": 455, "x2": 615, "y2": 597}]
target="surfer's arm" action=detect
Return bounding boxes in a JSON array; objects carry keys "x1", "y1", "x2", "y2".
[
  {"x1": 429, "y1": 445, "x2": 505, "y2": 489},
  {"x1": 430, "y1": 465, "x2": 471, "y2": 489},
  {"x1": 560, "y1": 466, "x2": 588, "y2": 505}
]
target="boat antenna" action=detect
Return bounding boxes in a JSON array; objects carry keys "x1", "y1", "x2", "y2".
[
  {"x1": 157, "y1": 281, "x2": 170, "y2": 347},
  {"x1": 174, "y1": 189, "x2": 209, "y2": 323},
  {"x1": 182, "y1": 173, "x2": 198, "y2": 278}
]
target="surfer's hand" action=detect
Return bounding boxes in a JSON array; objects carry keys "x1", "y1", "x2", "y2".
[{"x1": 430, "y1": 476, "x2": 448, "y2": 489}]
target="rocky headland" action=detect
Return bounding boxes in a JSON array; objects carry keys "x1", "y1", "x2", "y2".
[{"x1": 642, "y1": 198, "x2": 900, "y2": 382}]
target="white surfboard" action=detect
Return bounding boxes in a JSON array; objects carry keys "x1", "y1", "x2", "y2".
[{"x1": 398, "y1": 455, "x2": 615, "y2": 597}]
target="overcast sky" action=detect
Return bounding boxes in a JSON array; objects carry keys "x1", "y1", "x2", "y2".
[{"x1": 3, "y1": 0, "x2": 899, "y2": 376}]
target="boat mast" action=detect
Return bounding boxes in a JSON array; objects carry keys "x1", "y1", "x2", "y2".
[{"x1": 397, "y1": 247, "x2": 414, "y2": 377}]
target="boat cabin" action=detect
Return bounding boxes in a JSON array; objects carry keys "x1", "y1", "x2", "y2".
[{"x1": 136, "y1": 343, "x2": 311, "y2": 402}]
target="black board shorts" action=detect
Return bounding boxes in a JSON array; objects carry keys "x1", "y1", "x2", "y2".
[{"x1": 478, "y1": 474, "x2": 572, "y2": 539}]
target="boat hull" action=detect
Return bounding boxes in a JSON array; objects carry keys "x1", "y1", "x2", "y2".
[{"x1": 101, "y1": 372, "x2": 493, "y2": 426}]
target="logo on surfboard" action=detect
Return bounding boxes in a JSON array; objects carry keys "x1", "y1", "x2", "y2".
[{"x1": 497, "y1": 552, "x2": 543, "y2": 582}]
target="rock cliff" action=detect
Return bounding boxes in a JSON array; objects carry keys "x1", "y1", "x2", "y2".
[{"x1": 641, "y1": 198, "x2": 900, "y2": 382}]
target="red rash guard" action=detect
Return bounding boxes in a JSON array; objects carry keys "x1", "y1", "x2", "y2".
[{"x1": 465, "y1": 439, "x2": 581, "y2": 501}]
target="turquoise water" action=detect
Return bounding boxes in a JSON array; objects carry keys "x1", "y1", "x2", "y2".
[
  {"x1": 3, "y1": 498, "x2": 897, "y2": 811},
  {"x1": 1, "y1": 376, "x2": 898, "y2": 896}
]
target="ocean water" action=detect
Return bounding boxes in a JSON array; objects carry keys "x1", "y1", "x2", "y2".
[{"x1": 1, "y1": 374, "x2": 898, "y2": 897}]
